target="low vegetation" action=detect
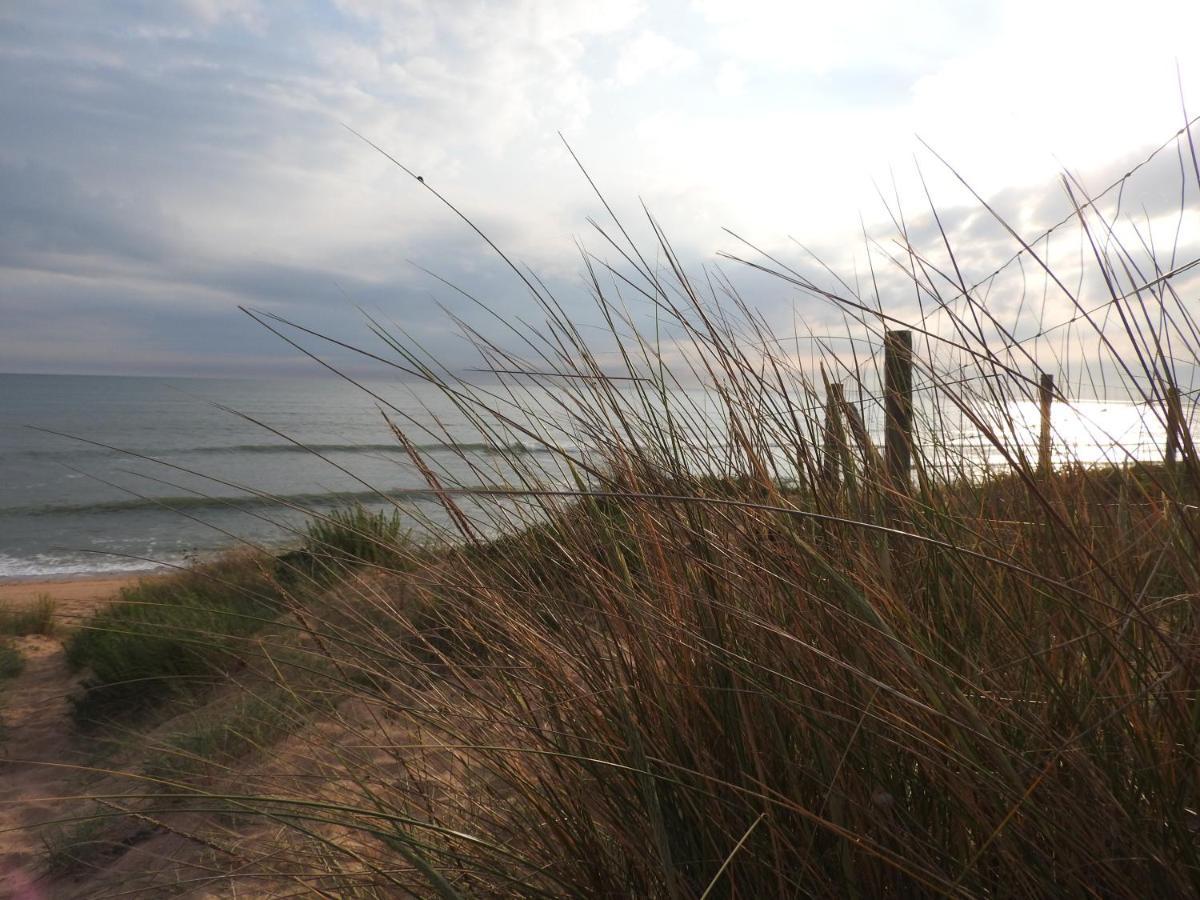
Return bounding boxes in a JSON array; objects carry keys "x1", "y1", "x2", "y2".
[
  {"x1": 303, "y1": 503, "x2": 409, "y2": 567},
  {"x1": 0, "y1": 596, "x2": 56, "y2": 636},
  {"x1": 39, "y1": 811, "x2": 116, "y2": 877},
  {"x1": 141, "y1": 686, "x2": 313, "y2": 785},
  {"x1": 65, "y1": 553, "x2": 282, "y2": 724}
]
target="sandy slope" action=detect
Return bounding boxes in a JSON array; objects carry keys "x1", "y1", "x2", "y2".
[{"x1": 0, "y1": 576, "x2": 140, "y2": 892}]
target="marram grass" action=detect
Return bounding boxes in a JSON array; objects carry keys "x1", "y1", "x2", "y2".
[{"x1": 24, "y1": 122, "x2": 1200, "y2": 898}]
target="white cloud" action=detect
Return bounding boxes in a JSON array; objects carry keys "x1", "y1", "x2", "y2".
[
  {"x1": 905, "y1": 0, "x2": 1200, "y2": 193},
  {"x1": 180, "y1": 0, "x2": 264, "y2": 28},
  {"x1": 714, "y1": 61, "x2": 746, "y2": 97},
  {"x1": 610, "y1": 29, "x2": 697, "y2": 87},
  {"x1": 691, "y1": 0, "x2": 984, "y2": 75}
]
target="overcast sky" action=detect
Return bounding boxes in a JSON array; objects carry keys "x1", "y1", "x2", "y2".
[{"x1": 2, "y1": 1, "x2": 1199, "y2": 377}]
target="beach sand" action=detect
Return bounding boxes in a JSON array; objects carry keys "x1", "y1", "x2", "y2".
[{"x1": 0, "y1": 573, "x2": 159, "y2": 626}]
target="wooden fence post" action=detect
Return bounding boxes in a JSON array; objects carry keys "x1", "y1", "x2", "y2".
[
  {"x1": 1038, "y1": 372, "x2": 1054, "y2": 476},
  {"x1": 822, "y1": 382, "x2": 846, "y2": 487},
  {"x1": 1165, "y1": 385, "x2": 1182, "y2": 468},
  {"x1": 884, "y1": 330, "x2": 913, "y2": 493},
  {"x1": 1161, "y1": 386, "x2": 1180, "y2": 468}
]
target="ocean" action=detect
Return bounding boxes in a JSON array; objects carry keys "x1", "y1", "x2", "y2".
[
  {"x1": 0, "y1": 372, "x2": 1182, "y2": 580},
  {"x1": 0, "y1": 373, "x2": 556, "y2": 579}
]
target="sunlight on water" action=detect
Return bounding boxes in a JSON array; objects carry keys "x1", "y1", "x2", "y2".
[
  {"x1": 915, "y1": 395, "x2": 1194, "y2": 478},
  {"x1": 1008, "y1": 399, "x2": 1175, "y2": 466}
]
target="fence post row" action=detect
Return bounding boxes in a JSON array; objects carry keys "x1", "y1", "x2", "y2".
[
  {"x1": 884, "y1": 330, "x2": 913, "y2": 494},
  {"x1": 1038, "y1": 372, "x2": 1054, "y2": 477},
  {"x1": 833, "y1": 345, "x2": 1185, "y2": 482}
]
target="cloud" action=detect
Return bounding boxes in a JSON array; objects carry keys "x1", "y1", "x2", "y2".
[
  {"x1": 181, "y1": 0, "x2": 265, "y2": 28},
  {"x1": 609, "y1": 29, "x2": 697, "y2": 87},
  {"x1": 693, "y1": 0, "x2": 990, "y2": 76},
  {"x1": 713, "y1": 61, "x2": 746, "y2": 97},
  {"x1": 0, "y1": 160, "x2": 174, "y2": 270},
  {"x1": 1, "y1": 0, "x2": 1198, "y2": 379}
]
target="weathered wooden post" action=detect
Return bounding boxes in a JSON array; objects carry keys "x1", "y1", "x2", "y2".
[
  {"x1": 1165, "y1": 385, "x2": 1182, "y2": 468},
  {"x1": 822, "y1": 382, "x2": 846, "y2": 487},
  {"x1": 1038, "y1": 372, "x2": 1054, "y2": 477},
  {"x1": 884, "y1": 330, "x2": 913, "y2": 493}
]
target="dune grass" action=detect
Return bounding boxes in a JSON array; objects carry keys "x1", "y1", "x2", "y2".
[
  {"x1": 276, "y1": 502, "x2": 415, "y2": 583},
  {"x1": 140, "y1": 686, "x2": 314, "y2": 785},
  {"x1": 201, "y1": 127, "x2": 1200, "y2": 897},
  {"x1": 65, "y1": 553, "x2": 284, "y2": 724},
  {"x1": 0, "y1": 596, "x2": 56, "y2": 637},
  {"x1": 29, "y1": 120, "x2": 1200, "y2": 897},
  {"x1": 40, "y1": 812, "x2": 116, "y2": 877}
]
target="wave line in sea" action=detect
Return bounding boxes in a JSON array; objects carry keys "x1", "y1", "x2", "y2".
[
  {"x1": 9, "y1": 440, "x2": 564, "y2": 461},
  {"x1": 0, "y1": 488, "x2": 451, "y2": 518}
]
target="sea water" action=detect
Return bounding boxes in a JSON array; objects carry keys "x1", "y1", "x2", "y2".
[{"x1": 0, "y1": 373, "x2": 557, "y2": 579}]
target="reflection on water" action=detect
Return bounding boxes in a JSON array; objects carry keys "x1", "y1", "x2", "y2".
[
  {"x1": 931, "y1": 398, "x2": 1195, "y2": 473},
  {"x1": 1010, "y1": 400, "x2": 1171, "y2": 465}
]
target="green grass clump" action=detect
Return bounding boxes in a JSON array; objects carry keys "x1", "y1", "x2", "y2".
[
  {"x1": 0, "y1": 639, "x2": 23, "y2": 679},
  {"x1": 65, "y1": 554, "x2": 281, "y2": 724},
  {"x1": 41, "y1": 812, "x2": 114, "y2": 876},
  {"x1": 0, "y1": 595, "x2": 57, "y2": 636},
  {"x1": 299, "y1": 504, "x2": 409, "y2": 572},
  {"x1": 276, "y1": 504, "x2": 412, "y2": 584}
]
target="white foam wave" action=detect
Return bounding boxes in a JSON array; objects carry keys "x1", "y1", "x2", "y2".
[{"x1": 0, "y1": 552, "x2": 173, "y2": 581}]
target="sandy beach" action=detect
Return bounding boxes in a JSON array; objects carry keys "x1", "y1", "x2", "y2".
[{"x1": 0, "y1": 573, "x2": 159, "y2": 625}]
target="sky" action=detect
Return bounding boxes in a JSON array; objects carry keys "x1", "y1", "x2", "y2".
[{"x1": 2, "y1": 0, "x2": 1199, "y2": 378}]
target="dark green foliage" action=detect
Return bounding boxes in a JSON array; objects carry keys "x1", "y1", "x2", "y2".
[
  {"x1": 284, "y1": 504, "x2": 410, "y2": 579},
  {"x1": 65, "y1": 554, "x2": 280, "y2": 724}
]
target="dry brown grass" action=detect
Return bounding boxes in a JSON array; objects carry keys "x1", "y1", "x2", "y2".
[{"x1": 21, "y1": 117, "x2": 1200, "y2": 897}]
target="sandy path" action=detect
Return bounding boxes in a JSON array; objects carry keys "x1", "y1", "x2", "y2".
[{"x1": 0, "y1": 576, "x2": 146, "y2": 887}]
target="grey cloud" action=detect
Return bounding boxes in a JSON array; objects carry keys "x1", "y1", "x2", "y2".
[
  {"x1": 3, "y1": 1, "x2": 1197, "y2": 384},
  {"x1": 0, "y1": 2, "x2": 578, "y2": 373},
  {"x1": 0, "y1": 160, "x2": 174, "y2": 267}
]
